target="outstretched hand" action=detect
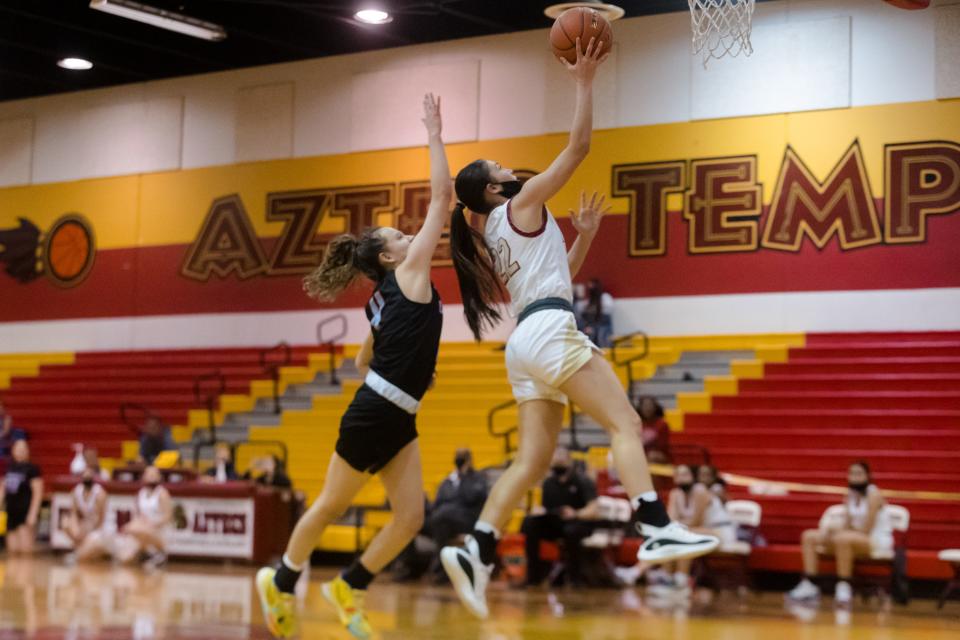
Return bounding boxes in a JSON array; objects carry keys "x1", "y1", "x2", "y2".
[
  {"x1": 421, "y1": 92, "x2": 442, "y2": 137},
  {"x1": 569, "y1": 190, "x2": 610, "y2": 238},
  {"x1": 559, "y1": 36, "x2": 610, "y2": 84}
]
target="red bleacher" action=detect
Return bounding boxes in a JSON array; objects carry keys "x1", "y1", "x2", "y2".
[
  {"x1": 669, "y1": 331, "x2": 960, "y2": 580},
  {"x1": 2, "y1": 346, "x2": 329, "y2": 474}
]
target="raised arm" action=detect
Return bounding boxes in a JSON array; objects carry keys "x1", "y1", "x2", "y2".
[
  {"x1": 510, "y1": 37, "x2": 608, "y2": 232},
  {"x1": 567, "y1": 191, "x2": 609, "y2": 278},
  {"x1": 398, "y1": 94, "x2": 453, "y2": 281}
]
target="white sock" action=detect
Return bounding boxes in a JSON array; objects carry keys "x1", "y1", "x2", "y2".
[
  {"x1": 282, "y1": 553, "x2": 305, "y2": 572},
  {"x1": 474, "y1": 520, "x2": 501, "y2": 539},
  {"x1": 630, "y1": 491, "x2": 659, "y2": 511}
]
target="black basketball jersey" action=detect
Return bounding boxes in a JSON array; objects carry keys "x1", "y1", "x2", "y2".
[{"x1": 365, "y1": 271, "x2": 443, "y2": 401}]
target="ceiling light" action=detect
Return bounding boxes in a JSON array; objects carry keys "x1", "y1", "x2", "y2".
[
  {"x1": 544, "y1": 2, "x2": 625, "y2": 21},
  {"x1": 89, "y1": 0, "x2": 227, "y2": 41},
  {"x1": 354, "y1": 9, "x2": 393, "y2": 24},
  {"x1": 58, "y1": 57, "x2": 94, "y2": 70}
]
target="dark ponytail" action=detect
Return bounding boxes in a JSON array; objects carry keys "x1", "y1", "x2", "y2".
[
  {"x1": 450, "y1": 202, "x2": 504, "y2": 341},
  {"x1": 303, "y1": 228, "x2": 386, "y2": 301}
]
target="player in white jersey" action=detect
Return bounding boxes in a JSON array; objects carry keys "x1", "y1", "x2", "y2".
[
  {"x1": 440, "y1": 37, "x2": 718, "y2": 619},
  {"x1": 64, "y1": 466, "x2": 111, "y2": 562},
  {"x1": 114, "y1": 465, "x2": 172, "y2": 569}
]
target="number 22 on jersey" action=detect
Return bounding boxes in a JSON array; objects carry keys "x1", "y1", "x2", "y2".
[{"x1": 495, "y1": 238, "x2": 520, "y2": 285}]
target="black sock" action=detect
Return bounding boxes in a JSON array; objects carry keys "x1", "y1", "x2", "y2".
[
  {"x1": 804, "y1": 574, "x2": 818, "y2": 584},
  {"x1": 274, "y1": 557, "x2": 302, "y2": 594},
  {"x1": 635, "y1": 498, "x2": 671, "y2": 528},
  {"x1": 341, "y1": 559, "x2": 375, "y2": 591},
  {"x1": 472, "y1": 528, "x2": 498, "y2": 566}
]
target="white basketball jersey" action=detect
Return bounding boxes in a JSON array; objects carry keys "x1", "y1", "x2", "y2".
[
  {"x1": 484, "y1": 200, "x2": 573, "y2": 317},
  {"x1": 137, "y1": 487, "x2": 164, "y2": 524}
]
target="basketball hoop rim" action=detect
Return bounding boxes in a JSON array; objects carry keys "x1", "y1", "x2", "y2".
[{"x1": 544, "y1": 3, "x2": 626, "y2": 21}]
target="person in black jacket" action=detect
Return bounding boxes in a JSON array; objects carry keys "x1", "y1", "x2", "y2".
[
  {"x1": 521, "y1": 447, "x2": 599, "y2": 587},
  {"x1": 426, "y1": 449, "x2": 488, "y2": 551}
]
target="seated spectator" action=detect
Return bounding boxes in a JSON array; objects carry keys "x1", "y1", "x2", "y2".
[
  {"x1": 787, "y1": 461, "x2": 893, "y2": 608},
  {"x1": 580, "y1": 278, "x2": 614, "y2": 348},
  {"x1": 428, "y1": 449, "x2": 487, "y2": 568},
  {"x1": 245, "y1": 454, "x2": 293, "y2": 489},
  {"x1": 0, "y1": 439, "x2": 43, "y2": 554},
  {"x1": 650, "y1": 464, "x2": 735, "y2": 597},
  {"x1": 137, "y1": 417, "x2": 177, "y2": 466},
  {"x1": 697, "y1": 464, "x2": 728, "y2": 503},
  {"x1": 203, "y1": 443, "x2": 239, "y2": 483},
  {"x1": 521, "y1": 447, "x2": 599, "y2": 587},
  {"x1": 64, "y1": 466, "x2": 110, "y2": 562},
  {"x1": 0, "y1": 398, "x2": 27, "y2": 463},
  {"x1": 636, "y1": 397, "x2": 671, "y2": 464},
  {"x1": 114, "y1": 466, "x2": 172, "y2": 569}
]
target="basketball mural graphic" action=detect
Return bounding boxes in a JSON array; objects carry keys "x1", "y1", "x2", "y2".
[{"x1": 0, "y1": 213, "x2": 96, "y2": 288}]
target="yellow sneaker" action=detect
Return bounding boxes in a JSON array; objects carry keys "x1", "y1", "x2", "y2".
[
  {"x1": 256, "y1": 567, "x2": 298, "y2": 638},
  {"x1": 321, "y1": 575, "x2": 372, "y2": 639}
]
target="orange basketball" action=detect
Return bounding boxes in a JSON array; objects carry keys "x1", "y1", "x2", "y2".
[
  {"x1": 48, "y1": 220, "x2": 90, "y2": 279},
  {"x1": 550, "y1": 7, "x2": 613, "y2": 64}
]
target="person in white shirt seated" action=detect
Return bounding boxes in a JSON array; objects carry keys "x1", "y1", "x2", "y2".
[
  {"x1": 649, "y1": 464, "x2": 736, "y2": 597},
  {"x1": 64, "y1": 466, "x2": 110, "y2": 562},
  {"x1": 787, "y1": 461, "x2": 893, "y2": 607},
  {"x1": 114, "y1": 466, "x2": 173, "y2": 569},
  {"x1": 202, "y1": 443, "x2": 239, "y2": 483}
]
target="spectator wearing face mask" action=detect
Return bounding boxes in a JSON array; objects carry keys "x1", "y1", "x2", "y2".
[
  {"x1": 64, "y1": 466, "x2": 110, "y2": 562},
  {"x1": 426, "y1": 448, "x2": 488, "y2": 554},
  {"x1": 649, "y1": 464, "x2": 735, "y2": 598},
  {"x1": 114, "y1": 466, "x2": 173, "y2": 569},
  {"x1": 787, "y1": 461, "x2": 893, "y2": 608},
  {"x1": 521, "y1": 447, "x2": 599, "y2": 587}
]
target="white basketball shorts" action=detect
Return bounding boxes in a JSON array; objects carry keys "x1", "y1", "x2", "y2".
[{"x1": 505, "y1": 309, "x2": 600, "y2": 405}]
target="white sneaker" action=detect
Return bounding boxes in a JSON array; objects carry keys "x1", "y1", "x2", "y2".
[
  {"x1": 786, "y1": 578, "x2": 821, "y2": 602},
  {"x1": 834, "y1": 580, "x2": 852, "y2": 607},
  {"x1": 440, "y1": 535, "x2": 492, "y2": 619},
  {"x1": 637, "y1": 522, "x2": 719, "y2": 564}
]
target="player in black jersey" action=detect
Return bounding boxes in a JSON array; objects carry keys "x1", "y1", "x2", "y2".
[{"x1": 257, "y1": 94, "x2": 449, "y2": 640}]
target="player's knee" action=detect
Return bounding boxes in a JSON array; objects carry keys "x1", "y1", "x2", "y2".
[
  {"x1": 604, "y1": 411, "x2": 642, "y2": 437},
  {"x1": 801, "y1": 529, "x2": 820, "y2": 543}
]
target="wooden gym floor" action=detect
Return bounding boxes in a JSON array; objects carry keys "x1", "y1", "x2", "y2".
[{"x1": 0, "y1": 557, "x2": 957, "y2": 639}]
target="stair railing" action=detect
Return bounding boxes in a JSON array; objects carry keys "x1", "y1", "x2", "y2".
[
  {"x1": 193, "y1": 370, "x2": 226, "y2": 445},
  {"x1": 610, "y1": 331, "x2": 650, "y2": 392},
  {"x1": 259, "y1": 341, "x2": 292, "y2": 415},
  {"x1": 317, "y1": 313, "x2": 349, "y2": 385},
  {"x1": 487, "y1": 399, "x2": 519, "y2": 460}
]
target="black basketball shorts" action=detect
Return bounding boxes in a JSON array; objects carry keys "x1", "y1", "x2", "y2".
[{"x1": 336, "y1": 384, "x2": 418, "y2": 474}]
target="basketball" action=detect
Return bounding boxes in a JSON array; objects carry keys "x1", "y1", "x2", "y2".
[{"x1": 550, "y1": 7, "x2": 613, "y2": 64}]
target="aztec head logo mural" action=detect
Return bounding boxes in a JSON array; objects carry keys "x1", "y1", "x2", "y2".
[{"x1": 0, "y1": 214, "x2": 96, "y2": 288}]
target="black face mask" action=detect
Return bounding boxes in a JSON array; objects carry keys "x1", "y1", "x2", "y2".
[
  {"x1": 145, "y1": 481, "x2": 160, "y2": 490},
  {"x1": 454, "y1": 455, "x2": 468, "y2": 469},
  {"x1": 491, "y1": 180, "x2": 522, "y2": 199},
  {"x1": 677, "y1": 482, "x2": 694, "y2": 494},
  {"x1": 82, "y1": 478, "x2": 94, "y2": 488},
  {"x1": 551, "y1": 465, "x2": 569, "y2": 478},
  {"x1": 848, "y1": 481, "x2": 869, "y2": 494}
]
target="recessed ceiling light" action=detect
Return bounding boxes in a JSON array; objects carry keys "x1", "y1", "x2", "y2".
[
  {"x1": 58, "y1": 57, "x2": 94, "y2": 70},
  {"x1": 354, "y1": 8, "x2": 392, "y2": 24}
]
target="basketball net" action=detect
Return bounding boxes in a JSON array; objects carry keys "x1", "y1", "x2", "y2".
[{"x1": 688, "y1": 0, "x2": 755, "y2": 67}]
